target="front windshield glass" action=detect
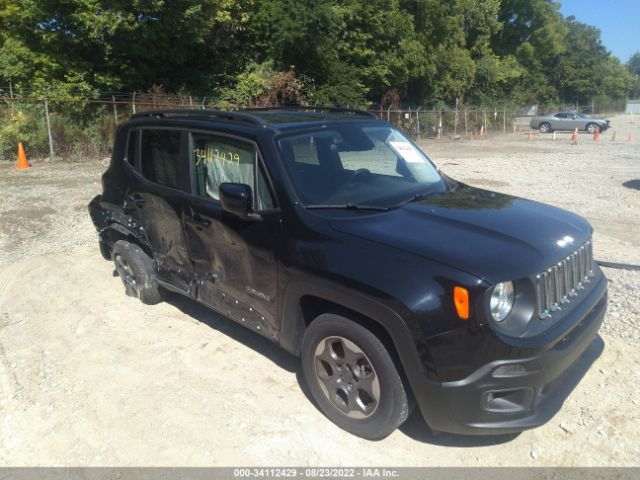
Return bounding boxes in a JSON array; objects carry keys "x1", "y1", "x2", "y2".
[{"x1": 278, "y1": 124, "x2": 445, "y2": 208}]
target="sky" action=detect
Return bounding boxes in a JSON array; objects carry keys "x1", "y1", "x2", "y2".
[{"x1": 559, "y1": 0, "x2": 639, "y2": 63}]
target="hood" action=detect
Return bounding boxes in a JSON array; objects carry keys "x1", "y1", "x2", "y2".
[{"x1": 329, "y1": 184, "x2": 592, "y2": 284}]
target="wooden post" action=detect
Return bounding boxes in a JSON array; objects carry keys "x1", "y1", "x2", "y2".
[
  {"x1": 132, "y1": 92, "x2": 136, "y2": 114},
  {"x1": 9, "y1": 79, "x2": 13, "y2": 99},
  {"x1": 112, "y1": 95, "x2": 118, "y2": 125},
  {"x1": 416, "y1": 106, "x2": 421, "y2": 141},
  {"x1": 44, "y1": 99, "x2": 54, "y2": 161}
]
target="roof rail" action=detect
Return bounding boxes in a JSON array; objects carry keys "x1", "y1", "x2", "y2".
[
  {"x1": 244, "y1": 106, "x2": 379, "y2": 119},
  {"x1": 130, "y1": 109, "x2": 266, "y2": 127}
]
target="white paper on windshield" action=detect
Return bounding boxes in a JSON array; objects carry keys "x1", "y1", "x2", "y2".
[{"x1": 389, "y1": 141, "x2": 425, "y2": 163}]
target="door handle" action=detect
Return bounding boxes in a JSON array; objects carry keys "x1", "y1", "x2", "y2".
[{"x1": 185, "y1": 213, "x2": 211, "y2": 228}]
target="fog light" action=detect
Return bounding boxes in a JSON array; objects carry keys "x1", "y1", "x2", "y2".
[
  {"x1": 482, "y1": 387, "x2": 534, "y2": 413},
  {"x1": 492, "y1": 364, "x2": 527, "y2": 378}
]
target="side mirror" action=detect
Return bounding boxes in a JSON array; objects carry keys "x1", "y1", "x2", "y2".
[{"x1": 219, "y1": 183, "x2": 262, "y2": 221}]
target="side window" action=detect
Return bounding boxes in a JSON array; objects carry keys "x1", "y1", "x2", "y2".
[
  {"x1": 140, "y1": 130, "x2": 182, "y2": 189},
  {"x1": 191, "y1": 133, "x2": 275, "y2": 211},
  {"x1": 126, "y1": 130, "x2": 138, "y2": 166}
]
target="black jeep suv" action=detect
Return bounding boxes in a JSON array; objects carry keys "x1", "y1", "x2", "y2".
[{"x1": 89, "y1": 108, "x2": 607, "y2": 439}]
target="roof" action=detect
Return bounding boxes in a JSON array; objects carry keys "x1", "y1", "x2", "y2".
[{"x1": 129, "y1": 107, "x2": 380, "y2": 130}]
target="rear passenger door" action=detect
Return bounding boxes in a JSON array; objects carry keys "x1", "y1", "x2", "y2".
[
  {"x1": 183, "y1": 131, "x2": 281, "y2": 337},
  {"x1": 126, "y1": 128, "x2": 194, "y2": 293}
]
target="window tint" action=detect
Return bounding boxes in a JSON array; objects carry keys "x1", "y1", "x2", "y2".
[
  {"x1": 140, "y1": 130, "x2": 182, "y2": 189},
  {"x1": 191, "y1": 134, "x2": 275, "y2": 210},
  {"x1": 126, "y1": 130, "x2": 138, "y2": 166}
]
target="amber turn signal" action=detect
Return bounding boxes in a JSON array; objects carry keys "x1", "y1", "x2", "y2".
[{"x1": 453, "y1": 286, "x2": 469, "y2": 320}]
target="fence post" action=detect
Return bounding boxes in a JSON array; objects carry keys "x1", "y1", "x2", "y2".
[
  {"x1": 112, "y1": 95, "x2": 118, "y2": 125},
  {"x1": 387, "y1": 104, "x2": 392, "y2": 122},
  {"x1": 454, "y1": 98, "x2": 458, "y2": 137},
  {"x1": 201, "y1": 97, "x2": 207, "y2": 109},
  {"x1": 44, "y1": 99, "x2": 54, "y2": 161},
  {"x1": 132, "y1": 92, "x2": 136, "y2": 114},
  {"x1": 503, "y1": 109, "x2": 506, "y2": 135},
  {"x1": 464, "y1": 109, "x2": 468, "y2": 136},
  {"x1": 416, "y1": 106, "x2": 421, "y2": 141}
]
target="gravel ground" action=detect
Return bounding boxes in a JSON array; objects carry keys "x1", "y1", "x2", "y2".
[{"x1": 0, "y1": 115, "x2": 638, "y2": 466}]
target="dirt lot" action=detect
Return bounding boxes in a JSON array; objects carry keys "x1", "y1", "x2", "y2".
[{"x1": 0, "y1": 115, "x2": 639, "y2": 466}]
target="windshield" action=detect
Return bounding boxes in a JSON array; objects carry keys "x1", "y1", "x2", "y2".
[{"x1": 278, "y1": 124, "x2": 445, "y2": 208}]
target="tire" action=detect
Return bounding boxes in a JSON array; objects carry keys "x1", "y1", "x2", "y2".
[
  {"x1": 586, "y1": 123, "x2": 598, "y2": 133},
  {"x1": 112, "y1": 240, "x2": 163, "y2": 305},
  {"x1": 99, "y1": 239, "x2": 112, "y2": 261},
  {"x1": 301, "y1": 313, "x2": 410, "y2": 440},
  {"x1": 539, "y1": 122, "x2": 552, "y2": 134}
]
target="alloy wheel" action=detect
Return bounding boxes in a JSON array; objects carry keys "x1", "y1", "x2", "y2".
[
  {"x1": 115, "y1": 254, "x2": 139, "y2": 298},
  {"x1": 314, "y1": 336, "x2": 380, "y2": 419}
]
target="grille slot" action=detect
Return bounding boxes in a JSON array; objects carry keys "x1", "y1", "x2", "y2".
[{"x1": 536, "y1": 240, "x2": 594, "y2": 319}]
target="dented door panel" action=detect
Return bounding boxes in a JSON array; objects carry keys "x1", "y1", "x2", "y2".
[{"x1": 183, "y1": 196, "x2": 281, "y2": 338}]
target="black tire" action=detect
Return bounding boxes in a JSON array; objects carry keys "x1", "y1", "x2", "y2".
[
  {"x1": 586, "y1": 123, "x2": 598, "y2": 133},
  {"x1": 98, "y1": 238, "x2": 112, "y2": 261},
  {"x1": 112, "y1": 240, "x2": 163, "y2": 305},
  {"x1": 539, "y1": 122, "x2": 552, "y2": 134},
  {"x1": 301, "y1": 313, "x2": 410, "y2": 440}
]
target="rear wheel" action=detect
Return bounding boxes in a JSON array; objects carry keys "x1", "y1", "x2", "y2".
[
  {"x1": 112, "y1": 240, "x2": 163, "y2": 305},
  {"x1": 301, "y1": 313, "x2": 410, "y2": 440},
  {"x1": 539, "y1": 122, "x2": 552, "y2": 133}
]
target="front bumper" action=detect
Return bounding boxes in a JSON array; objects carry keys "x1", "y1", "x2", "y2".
[{"x1": 415, "y1": 274, "x2": 607, "y2": 435}]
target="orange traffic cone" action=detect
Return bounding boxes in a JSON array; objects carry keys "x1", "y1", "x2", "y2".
[
  {"x1": 16, "y1": 143, "x2": 30, "y2": 170},
  {"x1": 611, "y1": 131, "x2": 616, "y2": 141},
  {"x1": 527, "y1": 131, "x2": 533, "y2": 141},
  {"x1": 593, "y1": 126, "x2": 601, "y2": 141},
  {"x1": 628, "y1": 133, "x2": 635, "y2": 142},
  {"x1": 470, "y1": 131, "x2": 475, "y2": 140},
  {"x1": 570, "y1": 128, "x2": 578, "y2": 145},
  {"x1": 480, "y1": 125, "x2": 485, "y2": 137},
  {"x1": 512, "y1": 125, "x2": 517, "y2": 134}
]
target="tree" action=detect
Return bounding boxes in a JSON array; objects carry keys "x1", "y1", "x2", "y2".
[
  {"x1": 0, "y1": 1, "x2": 254, "y2": 94},
  {"x1": 628, "y1": 52, "x2": 640, "y2": 77}
]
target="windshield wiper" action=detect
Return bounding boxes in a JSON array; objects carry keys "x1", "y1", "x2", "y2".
[
  {"x1": 391, "y1": 191, "x2": 439, "y2": 209},
  {"x1": 305, "y1": 203, "x2": 390, "y2": 211}
]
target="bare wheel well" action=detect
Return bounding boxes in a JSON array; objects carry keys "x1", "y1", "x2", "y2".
[{"x1": 298, "y1": 295, "x2": 411, "y2": 395}]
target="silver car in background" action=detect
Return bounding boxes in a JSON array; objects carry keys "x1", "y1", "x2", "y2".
[{"x1": 530, "y1": 112, "x2": 610, "y2": 133}]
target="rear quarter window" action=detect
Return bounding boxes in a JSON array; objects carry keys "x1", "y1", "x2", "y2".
[{"x1": 140, "y1": 130, "x2": 182, "y2": 189}]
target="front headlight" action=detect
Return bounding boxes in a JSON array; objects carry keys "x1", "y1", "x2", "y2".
[{"x1": 490, "y1": 281, "x2": 515, "y2": 322}]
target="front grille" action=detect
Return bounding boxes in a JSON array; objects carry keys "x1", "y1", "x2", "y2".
[{"x1": 536, "y1": 240, "x2": 594, "y2": 319}]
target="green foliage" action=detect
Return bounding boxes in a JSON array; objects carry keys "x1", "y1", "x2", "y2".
[
  {"x1": 0, "y1": 0, "x2": 636, "y2": 112},
  {"x1": 0, "y1": 104, "x2": 48, "y2": 161}
]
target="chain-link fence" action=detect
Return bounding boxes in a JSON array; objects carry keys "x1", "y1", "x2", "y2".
[{"x1": 0, "y1": 93, "x2": 629, "y2": 162}]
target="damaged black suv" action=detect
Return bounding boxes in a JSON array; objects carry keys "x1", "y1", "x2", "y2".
[{"x1": 89, "y1": 108, "x2": 607, "y2": 439}]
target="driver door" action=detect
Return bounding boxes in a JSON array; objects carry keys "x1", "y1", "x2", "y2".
[{"x1": 182, "y1": 131, "x2": 281, "y2": 337}]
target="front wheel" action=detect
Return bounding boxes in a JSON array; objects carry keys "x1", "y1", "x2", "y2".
[
  {"x1": 586, "y1": 123, "x2": 598, "y2": 133},
  {"x1": 301, "y1": 314, "x2": 410, "y2": 440},
  {"x1": 539, "y1": 122, "x2": 552, "y2": 133}
]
